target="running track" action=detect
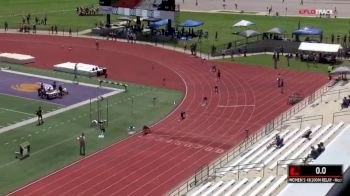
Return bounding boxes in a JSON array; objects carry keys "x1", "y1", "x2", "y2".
[{"x1": 0, "y1": 34, "x2": 328, "y2": 196}]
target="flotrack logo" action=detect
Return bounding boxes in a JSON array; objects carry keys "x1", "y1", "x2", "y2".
[{"x1": 299, "y1": 9, "x2": 333, "y2": 15}]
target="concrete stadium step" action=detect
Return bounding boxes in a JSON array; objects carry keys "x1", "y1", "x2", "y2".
[
  {"x1": 240, "y1": 128, "x2": 300, "y2": 172},
  {"x1": 262, "y1": 175, "x2": 288, "y2": 196},
  {"x1": 222, "y1": 178, "x2": 248, "y2": 196},
  {"x1": 250, "y1": 176, "x2": 276, "y2": 196},
  {"x1": 281, "y1": 122, "x2": 342, "y2": 168},
  {"x1": 267, "y1": 125, "x2": 321, "y2": 170},
  {"x1": 211, "y1": 179, "x2": 235, "y2": 196},
  {"x1": 236, "y1": 177, "x2": 262, "y2": 196}
]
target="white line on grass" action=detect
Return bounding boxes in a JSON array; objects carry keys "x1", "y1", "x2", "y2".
[{"x1": 0, "y1": 107, "x2": 34, "y2": 116}]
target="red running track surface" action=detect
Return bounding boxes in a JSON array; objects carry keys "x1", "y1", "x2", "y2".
[{"x1": 0, "y1": 34, "x2": 328, "y2": 196}]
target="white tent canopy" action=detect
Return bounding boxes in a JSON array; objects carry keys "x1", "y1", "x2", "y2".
[
  {"x1": 233, "y1": 20, "x2": 255, "y2": 27},
  {"x1": 298, "y1": 42, "x2": 342, "y2": 53}
]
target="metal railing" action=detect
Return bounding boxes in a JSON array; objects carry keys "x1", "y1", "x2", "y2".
[
  {"x1": 214, "y1": 162, "x2": 265, "y2": 180},
  {"x1": 276, "y1": 158, "x2": 306, "y2": 175},
  {"x1": 167, "y1": 81, "x2": 332, "y2": 196},
  {"x1": 320, "y1": 87, "x2": 350, "y2": 102},
  {"x1": 333, "y1": 111, "x2": 350, "y2": 123},
  {"x1": 282, "y1": 115, "x2": 323, "y2": 129}
]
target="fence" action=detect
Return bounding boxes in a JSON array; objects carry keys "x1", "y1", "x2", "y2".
[{"x1": 167, "y1": 80, "x2": 331, "y2": 196}]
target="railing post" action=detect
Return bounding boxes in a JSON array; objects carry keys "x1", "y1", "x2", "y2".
[
  {"x1": 237, "y1": 166, "x2": 240, "y2": 180},
  {"x1": 263, "y1": 164, "x2": 265, "y2": 177}
]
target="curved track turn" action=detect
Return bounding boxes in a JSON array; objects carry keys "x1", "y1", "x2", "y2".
[{"x1": 0, "y1": 34, "x2": 327, "y2": 196}]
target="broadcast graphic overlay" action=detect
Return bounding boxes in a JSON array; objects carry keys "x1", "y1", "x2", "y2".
[{"x1": 288, "y1": 165, "x2": 343, "y2": 183}]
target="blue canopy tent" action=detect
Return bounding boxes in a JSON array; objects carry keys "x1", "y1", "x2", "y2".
[
  {"x1": 178, "y1": 19, "x2": 204, "y2": 27},
  {"x1": 149, "y1": 19, "x2": 169, "y2": 29},
  {"x1": 292, "y1": 26, "x2": 323, "y2": 42},
  {"x1": 293, "y1": 26, "x2": 322, "y2": 35}
]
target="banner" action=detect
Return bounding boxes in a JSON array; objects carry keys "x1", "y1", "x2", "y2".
[{"x1": 107, "y1": 0, "x2": 175, "y2": 20}]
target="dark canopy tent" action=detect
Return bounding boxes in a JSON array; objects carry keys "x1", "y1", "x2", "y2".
[
  {"x1": 117, "y1": 16, "x2": 132, "y2": 21},
  {"x1": 266, "y1": 27, "x2": 286, "y2": 35},
  {"x1": 239, "y1": 30, "x2": 260, "y2": 38},
  {"x1": 143, "y1": 18, "x2": 161, "y2": 22},
  {"x1": 178, "y1": 19, "x2": 204, "y2": 27}
]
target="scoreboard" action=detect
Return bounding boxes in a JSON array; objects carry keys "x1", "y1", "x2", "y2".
[{"x1": 288, "y1": 165, "x2": 343, "y2": 183}]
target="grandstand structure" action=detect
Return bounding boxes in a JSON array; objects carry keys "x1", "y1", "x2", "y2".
[{"x1": 170, "y1": 79, "x2": 350, "y2": 195}]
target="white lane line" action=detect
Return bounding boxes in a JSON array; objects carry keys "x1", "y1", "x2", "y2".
[{"x1": 217, "y1": 104, "x2": 256, "y2": 108}]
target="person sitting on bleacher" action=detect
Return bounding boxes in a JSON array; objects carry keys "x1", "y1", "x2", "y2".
[
  {"x1": 267, "y1": 134, "x2": 284, "y2": 149},
  {"x1": 304, "y1": 146, "x2": 320, "y2": 163},
  {"x1": 301, "y1": 130, "x2": 312, "y2": 140},
  {"x1": 341, "y1": 96, "x2": 349, "y2": 109},
  {"x1": 317, "y1": 142, "x2": 325, "y2": 154},
  {"x1": 275, "y1": 135, "x2": 284, "y2": 148}
]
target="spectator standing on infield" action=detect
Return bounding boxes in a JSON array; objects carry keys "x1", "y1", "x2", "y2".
[
  {"x1": 4, "y1": 21, "x2": 8, "y2": 31},
  {"x1": 33, "y1": 24, "x2": 36, "y2": 34},
  {"x1": 77, "y1": 133, "x2": 86, "y2": 155},
  {"x1": 54, "y1": 25, "x2": 58, "y2": 34},
  {"x1": 36, "y1": 106, "x2": 44, "y2": 125}
]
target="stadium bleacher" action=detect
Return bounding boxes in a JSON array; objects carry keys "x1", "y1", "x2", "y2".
[{"x1": 185, "y1": 77, "x2": 350, "y2": 196}]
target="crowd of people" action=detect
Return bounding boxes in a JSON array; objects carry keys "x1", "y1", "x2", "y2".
[
  {"x1": 76, "y1": 6, "x2": 99, "y2": 16},
  {"x1": 304, "y1": 142, "x2": 325, "y2": 162}
]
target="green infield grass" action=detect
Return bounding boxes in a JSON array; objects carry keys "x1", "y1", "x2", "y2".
[
  {"x1": 0, "y1": 93, "x2": 62, "y2": 127},
  {"x1": 0, "y1": 64, "x2": 183, "y2": 195}
]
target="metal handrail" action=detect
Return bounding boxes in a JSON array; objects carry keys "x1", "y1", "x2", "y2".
[
  {"x1": 276, "y1": 158, "x2": 305, "y2": 175},
  {"x1": 332, "y1": 110, "x2": 350, "y2": 123}
]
